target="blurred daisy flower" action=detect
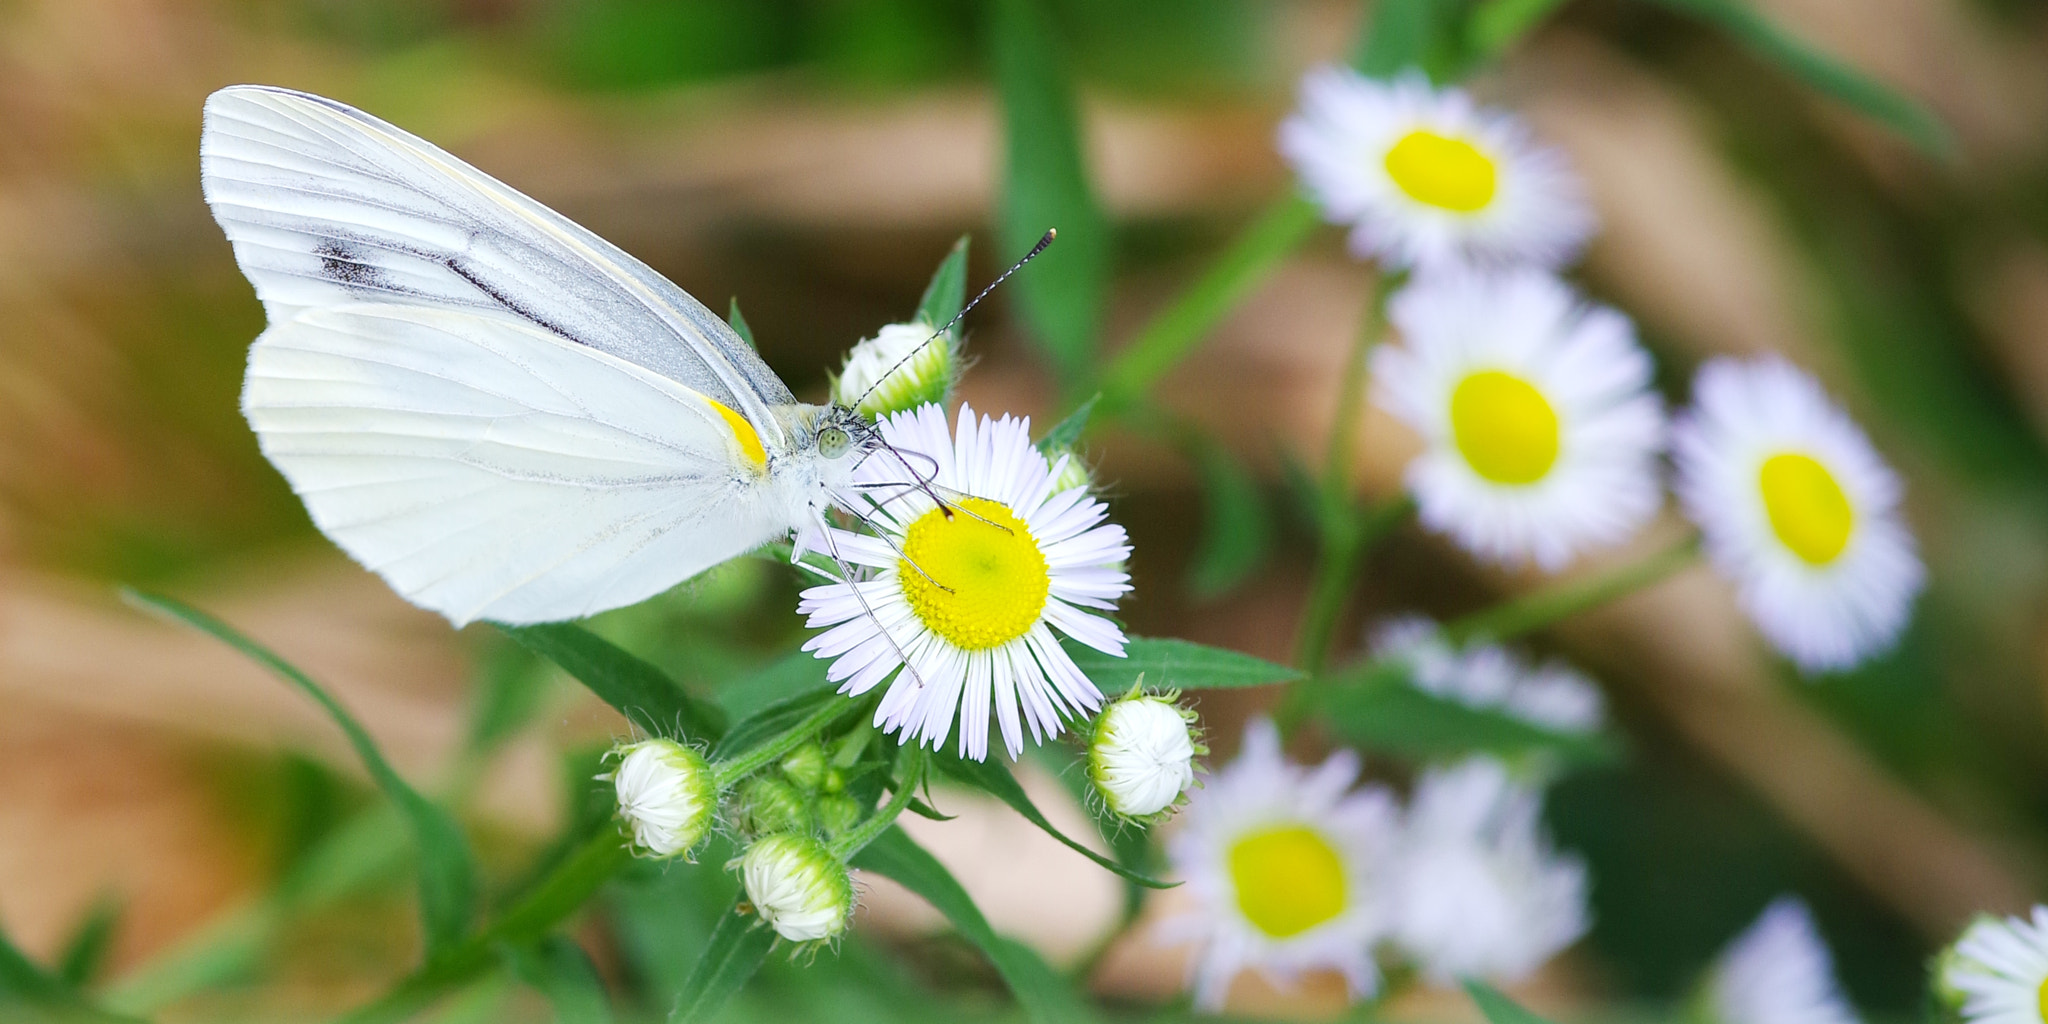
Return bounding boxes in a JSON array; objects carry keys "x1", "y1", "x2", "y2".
[
  {"x1": 1371, "y1": 616, "x2": 1605, "y2": 734},
  {"x1": 799, "y1": 403, "x2": 1131, "y2": 761},
  {"x1": 1673, "y1": 357, "x2": 1923, "y2": 672},
  {"x1": 1373, "y1": 269, "x2": 1666, "y2": 571},
  {"x1": 1162, "y1": 717, "x2": 1400, "y2": 1010},
  {"x1": 1279, "y1": 66, "x2": 1593, "y2": 271},
  {"x1": 1390, "y1": 757, "x2": 1589, "y2": 985},
  {"x1": 1939, "y1": 907, "x2": 2048, "y2": 1024},
  {"x1": 1705, "y1": 899, "x2": 1860, "y2": 1024}
]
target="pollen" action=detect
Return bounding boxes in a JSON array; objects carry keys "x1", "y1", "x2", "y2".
[
  {"x1": 1450, "y1": 370, "x2": 1561, "y2": 485},
  {"x1": 1383, "y1": 129, "x2": 1498, "y2": 213},
  {"x1": 1759, "y1": 452, "x2": 1855, "y2": 566},
  {"x1": 1227, "y1": 824, "x2": 1348, "y2": 939},
  {"x1": 899, "y1": 497, "x2": 1051, "y2": 651}
]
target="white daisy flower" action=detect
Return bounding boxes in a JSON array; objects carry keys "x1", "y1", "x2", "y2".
[
  {"x1": 1161, "y1": 718, "x2": 1400, "y2": 1010},
  {"x1": 1672, "y1": 357, "x2": 1924, "y2": 672},
  {"x1": 1372, "y1": 616, "x2": 1605, "y2": 734},
  {"x1": 1706, "y1": 898, "x2": 1861, "y2": 1024},
  {"x1": 798, "y1": 403, "x2": 1131, "y2": 761},
  {"x1": 1278, "y1": 65, "x2": 1593, "y2": 271},
  {"x1": 1941, "y1": 907, "x2": 2048, "y2": 1024},
  {"x1": 1373, "y1": 269, "x2": 1666, "y2": 570},
  {"x1": 1390, "y1": 757, "x2": 1588, "y2": 986}
]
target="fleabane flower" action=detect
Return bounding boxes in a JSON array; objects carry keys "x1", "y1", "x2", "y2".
[
  {"x1": 1672, "y1": 357, "x2": 1923, "y2": 672},
  {"x1": 1088, "y1": 686, "x2": 1202, "y2": 821},
  {"x1": 1390, "y1": 757, "x2": 1588, "y2": 986},
  {"x1": 1940, "y1": 906, "x2": 2048, "y2": 1024},
  {"x1": 1161, "y1": 718, "x2": 1399, "y2": 1010},
  {"x1": 831, "y1": 321, "x2": 955, "y2": 420},
  {"x1": 1704, "y1": 898, "x2": 1861, "y2": 1024},
  {"x1": 1373, "y1": 269, "x2": 1666, "y2": 570},
  {"x1": 601, "y1": 738, "x2": 717, "y2": 859},
  {"x1": 1279, "y1": 65, "x2": 1593, "y2": 271},
  {"x1": 737, "y1": 833, "x2": 855, "y2": 944},
  {"x1": 799, "y1": 403, "x2": 1131, "y2": 761},
  {"x1": 1372, "y1": 616, "x2": 1605, "y2": 734}
]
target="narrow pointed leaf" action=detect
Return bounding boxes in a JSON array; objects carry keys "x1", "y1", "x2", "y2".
[
  {"x1": 497, "y1": 623, "x2": 726, "y2": 742},
  {"x1": 1316, "y1": 659, "x2": 1619, "y2": 767},
  {"x1": 123, "y1": 590, "x2": 477, "y2": 957},
  {"x1": 851, "y1": 828, "x2": 1096, "y2": 1024},
  {"x1": 727, "y1": 299, "x2": 756, "y2": 349},
  {"x1": 667, "y1": 899, "x2": 774, "y2": 1024},
  {"x1": 1036, "y1": 393, "x2": 1100, "y2": 454},
  {"x1": 711, "y1": 689, "x2": 844, "y2": 762},
  {"x1": 1467, "y1": 981, "x2": 1561, "y2": 1024},
  {"x1": 56, "y1": 896, "x2": 121, "y2": 988},
  {"x1": 914, "y1": 235, "x2": 971, "y2": 332},
  {"x1": 1061, "y1": 635, "x2": 1303, "y2": 690},
  {"x1": 715, "y1": 650, "x2": 834, "y2": 720},
  {"x1": 932, "y1": 752, "x2": 1175, "y2": 889},
  {"x1": 1187, "y1": 442, "x2": 1272, "y2": 599}
]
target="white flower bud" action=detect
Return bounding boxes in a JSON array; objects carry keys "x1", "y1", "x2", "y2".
[
  {"x1": 605, "y1": 738, "x2": 717, "y2": 859},
  {"x1": 1088, "y1": 689, "x2": 1200, "y2": 820},
  {"x1": 832, "y1": 321, "x2": 953, "y2": 419},
  {"x1": 739, "y1": 834, "x2": 855, "y2": 943},
  {"x1": 1043, "y1": 445, "x2": 1095, "y2": 496}
]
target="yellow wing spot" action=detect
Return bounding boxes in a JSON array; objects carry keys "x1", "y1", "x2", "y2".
[{"x1": 706, "y1": 397, "x2": 768, "y2": 474}]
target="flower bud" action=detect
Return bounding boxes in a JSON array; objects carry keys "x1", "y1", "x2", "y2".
[
  {"x1": 1087, "y1": 688, "x2": 1201, "y2": 821},
  {"x1": 815, "y1": 793, "x2": 862, "y2": 838},
  {"x1": 604, "y1": 738, "x2": 717, "y2": 859},
  {"x1": 1043, "y1": 446, "x2": 1095, "y2": 496},
  {"x1": 779, "y1": 743, "x2": 828, "y2": 792},
  {"x1": 831, "y1": 321, "x2": 953, "y2": 420},
  {"x1": 736, "y1": 775, "x2": 811, "y2": 837},
  {"x1": 738, "y1": 834, "x2": 855, "y2": 943}
]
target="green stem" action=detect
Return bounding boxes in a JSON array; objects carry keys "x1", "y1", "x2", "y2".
[
  {"x1": 331, "y1": 830, "x2": 631, "y2": 1024},
  {"x1": 1445, "y1": 533, "x2": 1704, "y2": 646},
  {"x1": 828, "y1": 752, "x2": 926, "y2": 860},
  {"x1": 710, "y1": 699, "x2": 851, "y2": 789},
  {"x1": 1098, "y1": 195, "x2": 1320, "y2": 410},
  {"x1": 1293, "y1": 496, "x2": 1414, "y2": 677}
]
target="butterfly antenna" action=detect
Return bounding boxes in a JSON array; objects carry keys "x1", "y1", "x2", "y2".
[{"x1": 849, "y1": 228, "x2": 1058, "y2": 413}]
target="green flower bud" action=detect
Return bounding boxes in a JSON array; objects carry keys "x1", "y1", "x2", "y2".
[
  {"x1": 602, "y1": 738, "x2": 717, "y2": 859},
  {"x1": 831, "y1": 321, "x2": 954, "y2": 420},
  {"x1": 736, "y1": 776, "x2": 810, "y2": 837},
  {"x1": 815, "y1": 793, "x2": 862, "y2": 838},
  {"x1": 1043, "y1": 444, "x2": 1095, "y2": 496},
  {"x1": 779, "y1": 743, "x2": 828, "y2": 792},
  {"x1": 738, "y1": 834, "x2": 855, "y2": 943}
]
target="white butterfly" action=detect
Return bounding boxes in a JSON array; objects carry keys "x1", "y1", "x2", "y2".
[{"x1": 200, "y1": 84, "x2": 886, "y2": 626}]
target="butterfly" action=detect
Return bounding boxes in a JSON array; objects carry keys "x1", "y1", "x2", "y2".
[{"x1": 200, "y1": 84, "x2": 892, "y2": 626}]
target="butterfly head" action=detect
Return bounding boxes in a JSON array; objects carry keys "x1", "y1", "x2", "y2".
[{"x1": 814, "y1": 404, "x2": 879, "y2": 461}]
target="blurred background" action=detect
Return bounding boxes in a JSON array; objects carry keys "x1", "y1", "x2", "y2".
[{"x1": 4, "y1": 0, "x2": 2048, "y2": 1020}]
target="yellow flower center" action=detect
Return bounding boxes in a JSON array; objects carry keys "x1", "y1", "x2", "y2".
[
  {"x1": 898, "y1": 497, "x2": 1051, "y2": 651},
  {"x1": 1383, "y1": 129, "x2": 1498, "y2": 213},
  {"x1": 2036, "y1": 972, "x2": 2048, "y2": 1024},
  {"x1": 1450, "y1": 370, "x2": 1561, "y2": 485},
  {"x1": 1758, "y1": 453, "x2": 1855, "y2": 566},
  {"x1": 1227, "y1": 824, "x2": 1348, "y2": 939}
]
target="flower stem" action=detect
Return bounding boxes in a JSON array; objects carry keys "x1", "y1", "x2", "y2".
[
  {"x1": 710, "y1": 699, "x2": 854, "y2": 789},
  {"x1": 1098, "y1": 195, "x2": 1321, "y2": 411},
  {"x1": 829, "y1": 749, "x2": 927, "y2": 860},
  {"x1": 1444, "y1": 533, "x2": 1704, "y2": 646}
]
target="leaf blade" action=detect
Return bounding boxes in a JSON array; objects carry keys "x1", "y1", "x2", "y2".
[
  {"x1": 932, "y1": 752, "x2": 1175, "y2": 889},
  {"x1": 1466, "y1": 980, "x2": 1561, "y2": 1024},
  {"x1": 1316, "y1": 660, "x2": 1619, "y2": 767},
  {"x1": 497, "y1": 623, "x2": 726, "y2": 742},
  {"x1": 666, "y1": 898, "x2": 775, "y2": 1024},
  {"x1": 1062, "y1": 635, "x2": 1303, "y2": 691},
  {"x1": 914, "y1": 235, "x2": 972, "y2": 333}
]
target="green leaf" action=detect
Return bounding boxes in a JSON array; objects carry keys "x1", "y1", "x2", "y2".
[
  {"x1": 727, "y1": 298, "x2": 756, "y2": 349},
  {"x1": 56, "y1": 895, "x2": 121, "y2": 988},
  {"x1": 1352, "y1": 0, "x2": 1458, "y2": 79},
  {"x1": 1186, "y1": 442, "x2": 1272, "y2": 599},
  {"x1": 851, "y1": 828, "x2": 1096, "y2": 1024},
  {"x1": 1061, "y1": 635, "x2": 1303, "y2": 691},
  {"x1": 1316, "y1": 660, "x2": 1619, "y2": 767},
  {"x1": 1467, "y1": 0, "x2": 1570, "y2": 60},
  {"x1": 1036, "y1": 393, "x2": 1100, "y2": 454},
  {"x1": 667, "y1": 898, "x2": 775, "y2": 1024},
  {"x1": 711, "y1": 688, "x2": 843, "y2": 762},
  {"x1": 715, "y1": 650, "x2": 834, "y2": 720},
  {"x1": 1641, "y1": 0, "x2": 1950, "y2": 155},
  {"x1": 1466, "y1": 980, "x2": 1560, "y2": 1024},
  {"x1": 989, "y1": 0, "x2": 1109, "y2": 390},
  {"x1": 0, "y1": 926, "x2": 62, "y2": 1002},
  {"x1": 497, "y1": 623, "x2": 726, "y2": 742},
  {"x1": 506, "y1": 936, "x2": 614, "y2": 1024},
  {"x1": 932, "y1": 752, "x2": 1175, "y2": 889},
  {"x1": 914, "y1": 235, "x2": 971, "y2": 333},
  {"x1": 124, "y1": 590, "x2": 477, "y2": 957}
]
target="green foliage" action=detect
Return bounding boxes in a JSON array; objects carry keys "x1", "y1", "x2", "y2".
[
  {"x1": 716, "y1": 650, "x2": 835, "y2": 720},
  {"x1": 506, "y1": 937, "x2": 615, "y2": 1024},
  {"x1": 1641, "y1": 0, "x2": 1951, "y2": 154},
  {"x1": 1316, "y1": 660, "x2": 1621, "y2": 767},
  {"x1": 932, "y1": 750, "x2": 1176, "y2": 888},
  {"x1": 1186, "y1": 441, "x2": 1273, "y2": 599},
  {"x1": 123, "y1": 590, "x2": 478, "y2": 959},
  {"x1": 989, "y1": 0, "x2": 1110, "y2": 392},
  {"x1": 670, "y1": 899, "x2": 778, "y2": 1024},
  {"x1": 729, "y1": 299, "x2": 758, "y2": 349},
  {"x1": 1062, "y1": 635, "x2": 1304, "y2": 690},
  {"x1": 1352, "y1": 0, "x2": 1462, "y2": 79},
  {"x1": 1037, "y1": 394, "x2": 1100, "y2": 454},
  {"x1": 915, "y1": 235, "x2": 972, "y2": 334},
  {"x1": 1467, "y1": 981, "x2": 1563, "y2": 1024},
  {"x1": 498, "y1": 622, "x2": 728, "y2": 742},
  {"x1": 56, "y1": 895, "x2": 121, "y2": 989},
  {"x1": 1466, "y1": 0, "x2": 1571, "y2": 60},
  {"x1": 850, "y1": 828, "x2": 1097, "y2": 1024}
]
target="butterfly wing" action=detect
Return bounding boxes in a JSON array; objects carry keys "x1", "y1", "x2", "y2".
[
  {"x1": 199, "y1": 83, "x2": 795, "y2": 448},
  {"x1": 245, "y1": 303, "x2": 792, "y2": 625}
]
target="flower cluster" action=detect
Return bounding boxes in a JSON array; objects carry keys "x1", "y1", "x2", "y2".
[{"x1": 1162, "y1": 718, "x2": 1587, "y2": 1009}]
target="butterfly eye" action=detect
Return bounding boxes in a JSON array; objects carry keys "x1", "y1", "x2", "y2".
[{"x1": 818, "y1": 426, "x2": 851, "y2": 459}]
